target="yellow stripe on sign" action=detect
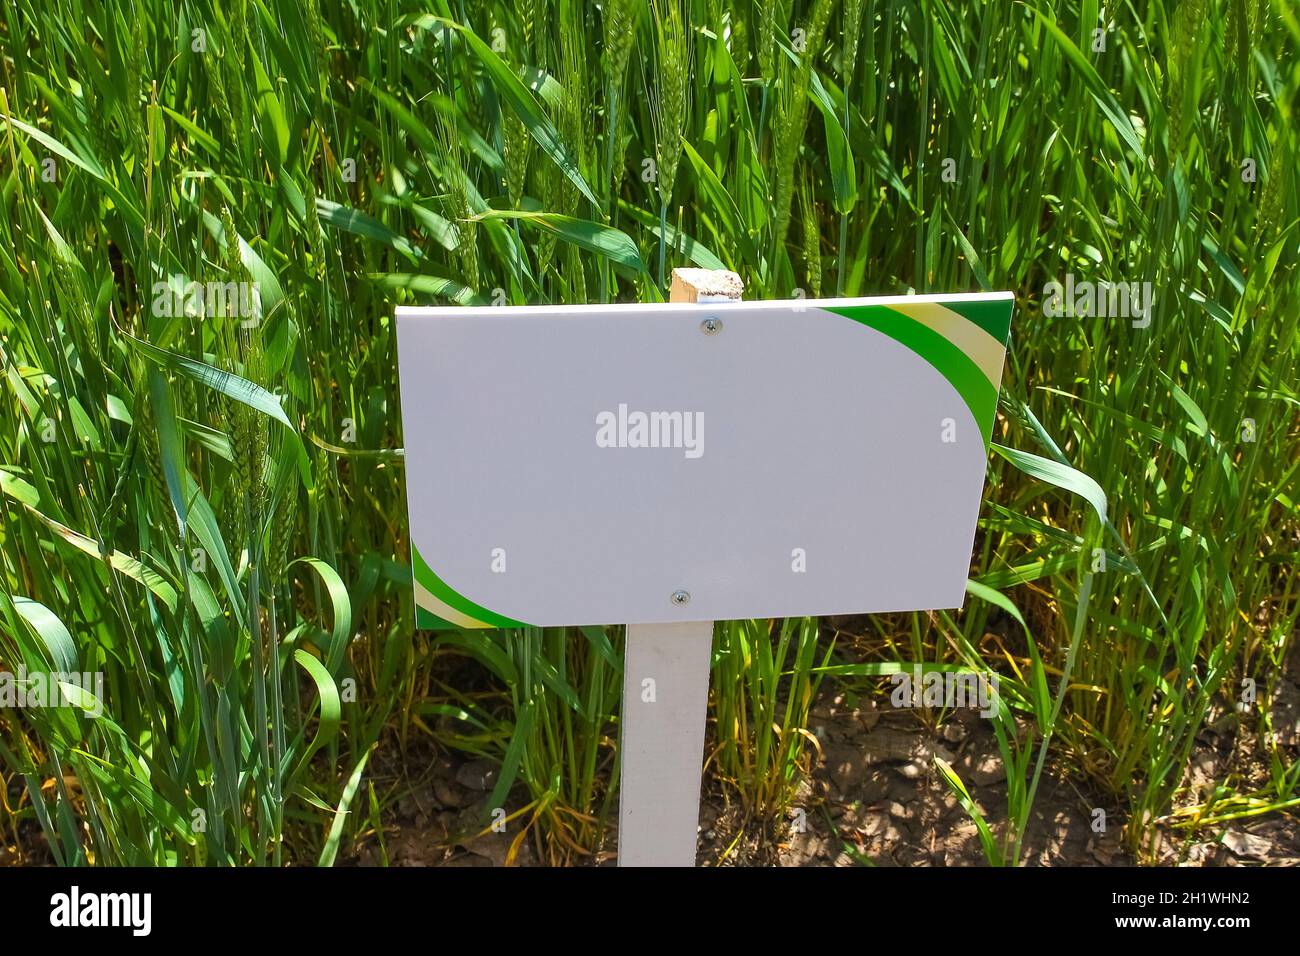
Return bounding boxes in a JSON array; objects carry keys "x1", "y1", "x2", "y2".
[
  {"x1": 884, "y1": 302, "x2": 1007, "y2": 388},
  {"x1": 414, "y1": 581, "x2": 492, "y2": 628}
]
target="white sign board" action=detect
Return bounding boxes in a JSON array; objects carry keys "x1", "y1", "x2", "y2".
[{"x1": 397, "y1": 293, "x2": 1013, "y2": 629}]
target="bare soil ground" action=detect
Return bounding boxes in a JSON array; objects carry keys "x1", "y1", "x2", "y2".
[
  {"x1": 361, "y1": 659, "x2": 1300, "y2": 868},
  {"x1": 5, "y1": 642, "x2": 1297, "y2": 868}
]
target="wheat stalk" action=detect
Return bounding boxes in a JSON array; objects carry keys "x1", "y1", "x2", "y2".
[
  {"x1": 650, "y1": 0, "x2": 691, "y2": 287},
  {"x1": 434, "y1": 108, "x2": 480, "y2": 292},
  {"x1": 773, "y1": 0, "x2": 835, "y2": 255},
  {"x1": 800, "y1": 172, "x2": 821, "y2": 298}
]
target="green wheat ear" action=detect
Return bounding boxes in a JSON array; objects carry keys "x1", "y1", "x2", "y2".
[
  {"x1": 207, "y1": 52, "x2": 233, "y2": 152},
  {"x1": 729, "y1": 12, "x2": 750, "y2": 76},
  {"x1": 519, "y1": 0, "x2": 544, "y2": 53},
  {"x1": 220, "y1": 206, "x2": 241, "y2": 279},
  {"x1": 1225, "y1": 0, "x2": 1245, "y2": 77},
  {"x1": 123, "y1": 12, "x2": 146, "y2": 162},
  {"x1": 843, "y1": 0, "x2": 865, "y2": 84},
  {"x1": 433, "y1": 108, "x2": 480, "y2": 292},
  {"x1": 265, "y1": 472, "x2": 298, "y2": 583},
  {"x1": 602, "y1": 0, "x2": 642, "y2": 215},
  {"x1": 650, "y1": 0, "x2": 690, "y2": 209},
  {"x1": 134, "y1": 374, "x2": 167, "y2": 504},
  {"x1": 800, "y1": 174, "x2": 822, "y2": 298},
  {"x1": 603, "y1": 0, "x2": 638, "y2": 92},
  {"x1": 1165, "y1": 0, "x2": 1208, "y2": 165},
  {"x1": 49, "y1": 238, "x2": 95, "y2": 356},
  {"x1": 772, "y1": 0, "x2": 835, "y2": 254},
  {"x1": 497, "y1": 4, "x2": 536, "y2": 210},
  {"x1": 758, "y1": 0, "x2": 793, "y2": 82},
  {"x1": 502, "y1": 110, "x2": 532, "y2": 210},
  {"x1": 216, "y1": 205, "x2": 268, "y2": 522},
  {"x1": 303, "y1": 180, "x2": 327, "y2": 281},
  {"x1": 303, "y1": 0, "x2": 329, "y2": 101},
  {"x1": 1255, "y1": 131, "x2": 1289, "y2": 250}
]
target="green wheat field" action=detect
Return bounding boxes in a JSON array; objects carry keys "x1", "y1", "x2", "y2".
[{"x1": 0, "y1": 0, "x2": 1296, "y2": 866}]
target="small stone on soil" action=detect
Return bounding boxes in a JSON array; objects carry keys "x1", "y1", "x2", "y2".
[{"x1": 455, "y1": 758, "x2": 499, "y2": 791}]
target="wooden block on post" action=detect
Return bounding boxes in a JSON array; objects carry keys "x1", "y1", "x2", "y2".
[
  {"x1": 669, "y1": 267, "x2": 744, "y2": 304},
  {"x1": 617, "y1": 267, "x2": 743, "y2": 867}
]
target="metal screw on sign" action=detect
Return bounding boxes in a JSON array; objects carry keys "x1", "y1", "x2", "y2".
[
  {"x1": 671, "y1": 590, "x2": 691, "y2": 606},
  {"x1": 700, "y1": 317, "x2": 723, "y2": 335}
]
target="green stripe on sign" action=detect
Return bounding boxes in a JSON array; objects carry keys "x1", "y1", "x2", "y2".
[
  {"x1": 945, "y1": 297, "x2": 1014, "y2": 344},
  {"x1": 416, "y1": 603, "x2": 459, "y2": 630},
  {"x1": 412, "y1": 545, "x2": 528, "y2": 629},
  {"x1": 825, "y1": 304, "x2": 999, "y2": 444}
]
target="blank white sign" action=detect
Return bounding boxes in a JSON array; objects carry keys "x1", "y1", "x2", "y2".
[{"x1": 397, "y1": 293, "x2": 1013, "y2": 628}]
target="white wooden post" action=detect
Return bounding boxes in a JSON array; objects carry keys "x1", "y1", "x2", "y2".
[{"x1": 617, "y1": 268, "x2": 743, "y2": 867}]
